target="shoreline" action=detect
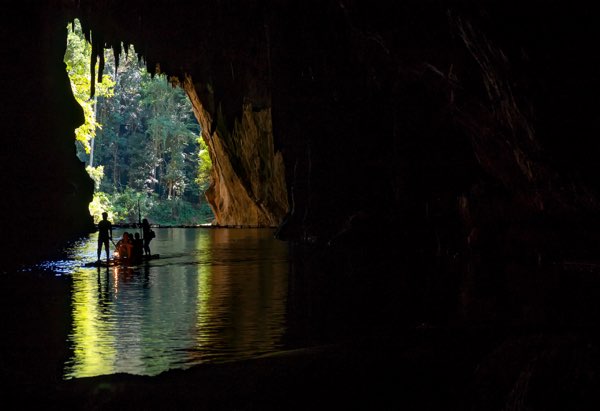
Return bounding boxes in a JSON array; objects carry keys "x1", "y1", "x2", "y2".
[{"x1": 109, "y1": 224, "x2": 279, "y2": 229}]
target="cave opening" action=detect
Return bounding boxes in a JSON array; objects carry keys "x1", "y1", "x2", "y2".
[
  {"x1": 64, "y1": 19, "x2": 214, "y2": 227},
  {"x1": 9, "y1": 2, "x2": 600, "y2": 408}
]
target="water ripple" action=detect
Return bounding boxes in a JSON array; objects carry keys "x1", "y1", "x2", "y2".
[{"x1": 59, "y1": 227, "x2": 290, "y2": 379}]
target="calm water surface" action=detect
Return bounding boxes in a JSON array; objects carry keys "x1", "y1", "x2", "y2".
[{"x1": 50, "y1": 228, "x2": 289, "y2": 379}]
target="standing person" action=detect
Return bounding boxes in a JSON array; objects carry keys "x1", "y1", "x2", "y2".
[
  {"x1": 97, "y1": 212, "x2": 113, "y2": 262},
  {"x1": 132, "y1": 232, "x2": 143, "y2": 263},
  {"x1": 142, "y1": 218, "x2": 154, "y2": 256}
]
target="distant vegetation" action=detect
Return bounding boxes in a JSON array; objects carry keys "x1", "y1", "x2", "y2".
[{"x1": 65, "y1": 19, "x2": 213, "y2": 225}]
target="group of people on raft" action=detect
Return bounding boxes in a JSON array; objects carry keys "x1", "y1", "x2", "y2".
[{"x1": 97, "y1": 212, "x2": 155, "y2": 263}]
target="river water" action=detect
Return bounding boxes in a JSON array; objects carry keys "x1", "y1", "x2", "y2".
[{"x1": 11, "y1": 228, "x2": 295, "y2": 380}]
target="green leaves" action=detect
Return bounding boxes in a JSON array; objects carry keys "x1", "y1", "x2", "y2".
[
  {"x1": 196, "y1": 137, "x2": 211, "y2": 192},
  {"x1": 65, "y1": 19, "x2": 212, "y2": 225},
  {"x1": 65, "y1": 19, "x2": 114, "y2": 154},
  {"x1": 86, "y1": 165, "x2": 104, "y2": 190},
  {"x1": 141, "y1": 75, "x2": 201, "y2": 200}
]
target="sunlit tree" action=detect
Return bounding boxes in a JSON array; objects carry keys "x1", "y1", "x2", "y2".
[
  {"x1": 64, "y1": 19, "x2": 114, "y2": 159},
  {"x1": 196, "y1": 137, "x2": 212, "y2": 206},
  {"x1": 64, "y1": 19, "x2": 213, "y2": 225},
  {"x1": 142, "y1": 76, "x2": 199, "y2": 199}
]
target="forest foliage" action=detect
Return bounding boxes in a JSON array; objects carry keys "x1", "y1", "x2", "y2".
[{"x1": 65, "y1": 20, "x2": 213, "y2": 225}]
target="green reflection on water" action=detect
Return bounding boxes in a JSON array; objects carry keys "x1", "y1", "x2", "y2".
[{"x1": 64, "y1": 228, "x2": 289, "y2": 379}]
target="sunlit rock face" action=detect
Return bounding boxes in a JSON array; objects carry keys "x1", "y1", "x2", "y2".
[{"x1": 184, "y1": 77, "x2": 288, "y2": 226}]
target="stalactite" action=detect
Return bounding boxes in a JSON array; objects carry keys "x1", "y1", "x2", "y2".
[
  {"x1": 80, "y1": 17, "x2": 91, "y2": 44},
  {"x1": 97, "y1": 42, "x2": 105, "y2": 84},
  {"x1": 112, "y1": 41, "x2": 120, "y2": 76}
]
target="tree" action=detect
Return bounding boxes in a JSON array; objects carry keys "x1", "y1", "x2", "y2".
[
  {"x1": 93, "y1": 45, "x2": 146, "y2": 192},
  {"x1": 64, "y1": 19, "x2": 114, "y2": 160},
  {"x1": 141, "y1": 75, "x2": 200, "y2": 200},
  {"x1": 196, "y1": 136, "x2": 212, "y2": 204},
  {"x1": 86, "y1": 165, "x2": 114, "y2": 223},
  {"x1": 65, "y1": 19, "x2": 213, "y2": 225}
]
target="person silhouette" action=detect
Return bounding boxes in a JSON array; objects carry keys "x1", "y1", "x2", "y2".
[
  {"x1": 132, "y1": 232, "x2": 144, "y2": 263},
  {"x1": 97, "y1": 212, "x2": 113, "y2": 262},
  {"x1": 142, "y1": 218, "x2": 154, "y2": 256}
]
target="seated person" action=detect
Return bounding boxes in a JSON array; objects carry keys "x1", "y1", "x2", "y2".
[{"x1": 115, "y1": 232, "x2": 134, "y2": 260}]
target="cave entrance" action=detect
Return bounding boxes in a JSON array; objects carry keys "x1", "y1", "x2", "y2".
[{"x1": 64, "y1": 19, "x2": 213, "y2": 226}]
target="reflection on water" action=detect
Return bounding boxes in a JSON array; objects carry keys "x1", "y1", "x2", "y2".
[{"x1": 62, "y1": 228, "x2": 289, "y2": 379}]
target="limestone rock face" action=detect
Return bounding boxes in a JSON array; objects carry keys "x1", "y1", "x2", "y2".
[{"x1": 185, "y1": 77, "x2": 288, "y2": 226}]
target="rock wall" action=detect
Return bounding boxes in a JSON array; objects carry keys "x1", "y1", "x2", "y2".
[
  {"x1": 267, "y1": 2, "x2": 600, "y2": 257},
  {"x1": 183, "y1": 76, "x2": 288, "y2": 226},
  {"x1": 1, "y1": 2, "x2": 94, "y2": 264}
]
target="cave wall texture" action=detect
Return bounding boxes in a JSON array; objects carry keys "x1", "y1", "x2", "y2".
[
  {"x1": 3, "y1": 0, "x2": 600, "y2": 267},
  {"x1": 1, "y1": 2, "x2": 95, "y2": 263}
]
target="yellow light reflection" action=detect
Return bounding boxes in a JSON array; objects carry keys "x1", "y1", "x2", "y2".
[
  {"x1": 113, "y1": 267, "x2": 119, "y2": 296},
  {"x1": 194, "y1": 229, "x2": 289, "y2": 362},
  {"x1": 195, "y1": 230, "x2": 212, "y2": 352},
  {"x1": 65, "y1": 268, "x2": 117, "y2": 378}
]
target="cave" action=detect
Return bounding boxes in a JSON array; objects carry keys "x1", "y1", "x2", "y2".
[{"x1": 4, "y1": 1, "x2": 600, "y2": 409}]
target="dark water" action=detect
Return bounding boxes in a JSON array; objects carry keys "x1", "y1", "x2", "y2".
[{"x1": 10, "y1": 228, "x2": 292, "y2": 380}]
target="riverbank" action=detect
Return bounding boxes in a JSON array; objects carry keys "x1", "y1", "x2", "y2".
[
  {"x1": 8, "y1": 326, "x2": 600, "y2": 410},
  {"x1": 7, "y1": 331, "x2": 479, "y2": 410},
  {"x1": 110, "y1": 223, "x2": 278, "y2": 229}
]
